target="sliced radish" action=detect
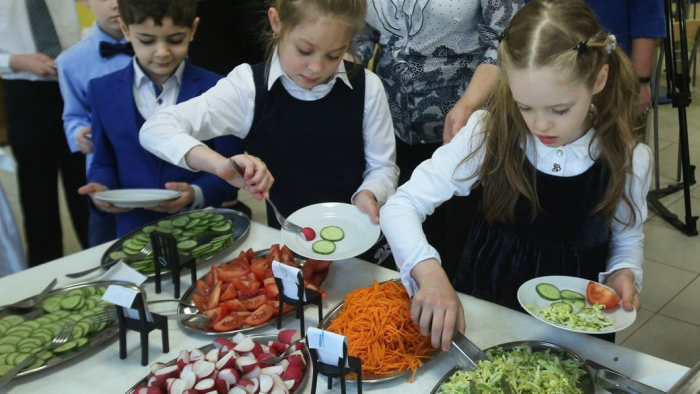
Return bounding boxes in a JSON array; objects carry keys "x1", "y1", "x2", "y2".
[
  {"x1": 241, "y1": 365, "x2": 260, "y2": 380},
  {"x1": 260, "y1": 365, "x2": 284, "y2": 376},
  {"x1": 148, "y1": 362, "x2": 169, "y2": 379},
  {"x1": 154, "y1": 364, "x2": 180, "y2": 380},
  {"x1": 283, "y1": 380, "x2": 294, "y2": 391},
  {"x1": 234, "y1": 357, "x2": 257, "y2": 374},
  {"x1": 286, "y1": 354, "x2": 305, "y2": 368},
  {"x1": 213, "y1": 378, "x2": 229, "y2": 394},
  {"x1": 277, "y1": 330, "x2": 300, "y2": 346},
  {"x1": 269, "y1": 374, "x2": 288, "y2": 394},
  {"x1": 250, "y1": 342, "x2": 264, "y2": 358},
  {"x1": 231, "y1": 333, "x2": 247, "y2": 345},
  {"x1": 258, "y1": 374, "x2": 273, "y2": 394},
  {"x1": 194, "y1": 378, "x2": 215, "y2": 393},
  {"x1": 205, "y1": 348, "x2": 220, "y2": 363},
  {"x1": 135, "y1": 386, "x2": 163, "y2": 394},
  {"x1": 278, "y1": 360, "x2": 290, "y2": 370},
  {"x1": 190, "y1": 348, "x2": 206, "y2": 363},
  {"x1": 213, "y1": 338, "x2": 236, "y2": 352},
  {"x1": 181, "y1": 365, "x2": 198, "y2": 388},
  {"x1": 282, "y1": 366, "x2": 303, "y2": 390},
  {"x1": 238, "y1": 377, "x2": 259, "y2": 394},
  {"x1": 269, "y1": 342, "x2": 287, "y2": 355},
  {"x1": 169, "y1": 378, "x2": 190, "y2": 394},
  {"x1": 193, "y1": 360, "x2": 216, "y2": 379},
  {"x1": 233, "y1": 337, "x2": 255, "y2": 353},
  {"x1": 216, "y1": 351, "x2": 237, "y2": 370},
  {"x1": 217, "y1": 368, "x2": 240, "y2": 385},
  {"x1": 227, "y1": 387, "x2": 247, "y2": 394}
]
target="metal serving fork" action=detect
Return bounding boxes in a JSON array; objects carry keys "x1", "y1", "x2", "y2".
[
  {"x1": 0, "y1": 278, "x2": 57, "y2": 310},
  {"x1": 259, "y1": 337, "x2": 305, "y2": 365},
  {"x1": 265, "y1": 198, "x2": 303, "y2": 234},
  {"x1": 65, "y1": 243, "x2": 153, "y2": 278},
  {"x1": 0, "y1": 321, "x2": 76, "y2": 387},
  {"x1": 91, "y1": 306, "x2": 210, "y2": 324}
]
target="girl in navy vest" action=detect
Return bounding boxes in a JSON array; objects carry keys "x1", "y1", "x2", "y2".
[
  {"x1": 139, "y1": 0, "x2": 399, "y2": 229},
  {"x1": 380, "y1": 0, "x2": 652, "y2": 351}
]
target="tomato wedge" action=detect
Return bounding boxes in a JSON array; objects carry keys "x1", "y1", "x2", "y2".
[
  {"x1": 586, "y1": 281, "x2": 620, "y2": 309},
  {"x1": 242, "y1": 294, "x2": 267, "y2": 311},
  {"x1": 244, "y1": 304, "x2": 274, "y2": 326},
  {"x1": 219, "y1": 282, "x2": 238, "y2": 302},
  {"x1": 231, "y1": 277, "x2": 261, "y2": 293},
  {"x1": 212, "y1": 314, "x2": 245, "y2": 332}
]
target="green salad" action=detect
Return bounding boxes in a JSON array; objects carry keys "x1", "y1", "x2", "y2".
[
  {"x1": 525, "y1": 302, "x2": 613, "y2": 331},
  {"x1": 439, "y1": 345, "x2": 587, "y2": 393}
]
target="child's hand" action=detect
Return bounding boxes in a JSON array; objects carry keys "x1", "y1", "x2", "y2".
[
  {"x1": 9, "y1": 53, "x2": 57, "y2": 77},
  {"x1": 76, "y1": 127, "x2": 94, "y2": 154},
  {"x1": 353, "y1": 190, "x2": 380, "y2": 224},
  {"x1": 78, "y1": 183, "x2": 132, "y2": 213},
  {"x1": 604, "y1": 268, "x2": 640, "y2": 311},
  {"x1": 217, "y1": 154, "x2": 274, "y2": 200},
  {"x1": 411, "y1": 259, "x2": 466, "y2": 351},
  {"x1": 145, "y1": 182, "x2": 195, "y2": 213},
  {"x1": 443, "y1": 105, "x2": 473, "y2": 144}
]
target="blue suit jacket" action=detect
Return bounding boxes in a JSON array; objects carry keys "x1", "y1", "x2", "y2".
[{"x1": 87, "y1": 60, "x2": 242, "y2": 236}]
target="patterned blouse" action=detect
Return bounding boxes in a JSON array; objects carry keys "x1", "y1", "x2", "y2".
[{"x1": 355, "y1": 0, "x2": 523, "y2": 144}]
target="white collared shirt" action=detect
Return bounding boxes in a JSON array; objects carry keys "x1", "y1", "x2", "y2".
[
  {"x1": 380, "y1": 110, "x2": 652, "y2": 296},
  {"x1": 132, "y1": 59, "x2": 204, "y2": 209},
  {"x1": 0, "y1": 0, "x2": 80, "y2": 81},
  {"x1": 132, "y1": 58, "x2": 185, "y2": 120},
  {"x1": 140, "y1": 50, "x2": 399, "y2": 207}
]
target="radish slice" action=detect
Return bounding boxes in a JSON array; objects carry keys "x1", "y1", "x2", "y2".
[{"x1": 193, "y1": 360, "x2": 216, "y2": 379}]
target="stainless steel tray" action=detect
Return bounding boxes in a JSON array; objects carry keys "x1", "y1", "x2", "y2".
[
  {"x1": 100, "y1": 208, "x2": 250, "y2": 278},
  {"x1": 317, "y1": 279, "x2": 440, "y2": 383},
  {"x1": 125, "y1": 333, "x2": 310, "y2": 394},
  {"x1": 176, "y1": 248, "x2": 328, "y2": 336},
  {"x1": 0, "y1": 280, "x2": 135, "y2": 378},
  {"x1": 430, "y1": 340, "x2": 595, "y2": 394}
]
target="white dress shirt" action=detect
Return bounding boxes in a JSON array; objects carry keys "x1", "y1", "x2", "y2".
[
  {"x1": 0, "y1": 0, "x2": 80, "y2": 81},
  {"x1": 132, "y1": 59, "x2": 204, "y2": 209},
  {"x1": 140, "y1": 50, "x2": 399, "y2": 206},
  {"x1": 380, "y1": 110, "x2": 652, "y2": 296}
]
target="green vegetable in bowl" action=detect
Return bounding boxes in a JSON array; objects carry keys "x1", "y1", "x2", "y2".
[
  {"x1": 439, "y1": 345, "x2": 587, "y2": 393},
  {"x1": 525, "y1": 302, "x2": 613, "y2": 331}
]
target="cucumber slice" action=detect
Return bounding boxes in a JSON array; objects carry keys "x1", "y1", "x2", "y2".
[
  {"x1": 108, "y1": 251, "x2": 127, "y2": 261},
  {"x1": 0, "y1": 315, "x2": 24, "y2": 326},
  {"x1": 577, "y1": 307, "x2": 597, "y2": 315},
  {"x1": 312, "y1": 240, "x2": 336, "y2": 255},
  {"x1": 172, "y1": 218, "x2": 189, "y2": 227},
  {"x1": 562, "y1": 298, "x2": 586, "y2": 309},
  {"x1": 74, "y1": 337, "x2": 89, "y2": 348},
  {"x1": 177, "y1": 240, "x2": 198, "y2": 252},
  {"x1": 209, "y1": 214, "x2": 225, "y2": 223},
  {"x1": 66, "y1": 289, "x2": 85, "y2": 298},
  {"x1": 320, "y1": 226, "x2": 344, "y2": 242},
  {"x1": 157, "y1": 220, "x2": 173, "y2": 228},
  {"x1": 0, "y1": 336, "x2": 22, "y2": 346},
  {"x1": 210, "y1": 223, "x2": 232, "y2": 233},
  {"x1": 189, "y1": 212, "x2": 206, "y2": 218},
  {"x1": 535, "y1": 283, "x2": 561, "y2": 301},
  {"x1": 0, "y1": 344, "x2": 16, "y2": 354},
  {"x1": 550, "y1": 302, "x2": 573, "y2": 313},
  {"x1": 59, "y1": 296, "x2": 84, "y2": 311},
  {"x1": 560, "y1": 290, "x2": 585, "y2": 300},
  {"x1": 0, "y1": 364, "x2": 15, "y2": 376},
  {"x1": 142, "y1": 225, "x2": 157, "y2": 234},
  {"x1": 52, "y1": 341, "x2": 77, "y2": 354}
]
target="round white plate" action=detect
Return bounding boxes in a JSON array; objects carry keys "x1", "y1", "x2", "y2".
[
  {"x1": 517, "y1": 275, "x2": 636, "y2": 334},
  {"x1": 281, "y1": 202, "x2": 380, "y2": 260},
  {"x1": 639, "y1": 370, "x2": 688, "y2": 391},
  {"x1": 94, "y1": 189, "x2": 181, "y2": 208}
]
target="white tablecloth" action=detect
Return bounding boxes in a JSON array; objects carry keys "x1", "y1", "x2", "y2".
[{"x1": 0, "y1": 222, "x2": 689, "y2": 393}]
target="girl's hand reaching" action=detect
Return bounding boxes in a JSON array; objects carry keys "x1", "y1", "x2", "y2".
[
  {"x1": 411, "y1": 259, "x2": 466, "y2": 351},
  {"x1": 353, "y1": 189, "x2": 380, "y2": 223},
  {"x1": 217, "y1": 154, "x2": 274, "y2": 200},
  {"x1": 604, "y1": 268, "x2": 640, "y2": 311}
]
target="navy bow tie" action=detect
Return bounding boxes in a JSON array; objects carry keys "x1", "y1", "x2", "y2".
[{"x1": 99, "y1": 41, "x2": 134, "y2": 58}]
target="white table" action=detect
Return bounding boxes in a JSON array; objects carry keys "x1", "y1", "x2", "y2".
[{"x1": 0, "y1": 222, "x2": 689, "y2": 393}]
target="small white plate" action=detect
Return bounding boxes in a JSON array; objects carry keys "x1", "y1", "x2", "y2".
[
  {"x1": 517, "y1": 275, "x2": 636, "y2": 334},
  {"x1": 281, "y1": 202, "x2": 380, "y2": 261},
  {"x1": 94, "y1": 189, "x2": 181, "y2": 208},
  {"x1": 639, "y1": 370, "x2": 687, "y2": 391}
]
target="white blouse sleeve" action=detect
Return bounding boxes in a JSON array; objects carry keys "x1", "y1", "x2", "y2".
[
  {"x1": 139, "y1": 64, "x2": 257, "y2": 170},
  {"x1": 380, "y1": 111, "x2": 488, "y2": 296},
  {"x1": 600, "y1": 143, "x2": 653, "y2": 291}
]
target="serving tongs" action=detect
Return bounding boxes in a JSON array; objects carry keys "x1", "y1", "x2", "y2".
[
  {"x1": 447, "y1": 329, "x2": 513, "y2": 393},
  {"x1": 585, "y1": 359, "x2": 665, "y2": 394}
]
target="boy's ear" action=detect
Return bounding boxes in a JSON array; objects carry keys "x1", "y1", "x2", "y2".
[
  {"x1": 188, "y1": 17, "x2": 200, "y2": 42},
  {"x1": 268, "y1": 7, "x2": 281, "y2": 35},
  {"x1": 118, "y1": 17, "x2": 131, "y2": 42},
  {"x1": 593, "y1": 64, "x2": 609, "y2": 94}
]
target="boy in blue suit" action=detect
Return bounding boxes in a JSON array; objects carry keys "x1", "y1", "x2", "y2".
[
  {"x1": 57, "y1": 0, "x2": 133, "y2": 246},
  {"x1": 79, "y1": 0, "x2": 244, "y2": 236}
]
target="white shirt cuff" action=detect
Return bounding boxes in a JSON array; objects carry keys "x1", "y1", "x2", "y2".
[{"x1": 188, "y1": 185, "x2": 204, "y2": 211}]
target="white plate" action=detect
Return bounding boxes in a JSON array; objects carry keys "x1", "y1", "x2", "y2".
[
  {"x1": 639, "y1": 370, "x2": 688, "y2": 391},
  {"x1": 517, "y1": 275, "x2": 636, "y2": 334},
  {"x1": 281, "y1": 202, "x2": 380, "y2": 260},
  {"x1": 94, "y1": 189, "x2": 181, "y2": 208}
]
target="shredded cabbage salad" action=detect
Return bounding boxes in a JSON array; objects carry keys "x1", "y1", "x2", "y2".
[
  {"x1": 439, "y1": 345, "x2": 586, "y2": 393},
  {"x1": 525, "y1": 303, "x2": 613, "y2": 331}
]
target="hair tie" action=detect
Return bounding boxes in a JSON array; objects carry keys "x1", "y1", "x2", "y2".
[
  {"x1": 574, "y1": 40, "x2": 590, "y2": 54},
  {"x1": 605, "y1": 34, "x2": 617, "y2": 54},
  {"x1": 497, "y1": 31, "x2": 509, "y2": 43}
]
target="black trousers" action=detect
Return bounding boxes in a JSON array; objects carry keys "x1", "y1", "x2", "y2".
[
  {"x1": 395, "y1": 138, "x2": 478, "y2": 279},
  {"x1": 2, "y1": 79, "x2": 89, "y2": 266}
]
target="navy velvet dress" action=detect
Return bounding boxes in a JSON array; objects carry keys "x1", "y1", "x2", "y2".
[{"x1": 453, "y1": 161, "x2": 612, "y2": 311}]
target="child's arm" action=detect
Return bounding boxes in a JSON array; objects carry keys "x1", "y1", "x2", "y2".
[
  {"x1": 603, "y1": 143, "x2": 653, "y2": 311},
  {"x1": 86, "y1": 82, "x2": 119, "y2": 191},
  {"x1": 56, "y1": 57, "x2": 93, "y2": 154},
  {"x1": 351, "y1": 72, "x2": 399, "y2": 220}
]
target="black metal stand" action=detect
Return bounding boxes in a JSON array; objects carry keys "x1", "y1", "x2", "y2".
[
  {"x1": 274, "y1": 272, "x2": 322, "y2": 335},
  {"x1": 116, "y1": 293, "x2": 169, "y2": 366},
  {"x1": 647, "y1": 0, "x2": 698, "y2": 236},
  {"x1": 309, "y1": 342, "x2": 362, "y2": 394},
  {"x1": 150, "y1": 231, "x2": 198, "y2": 298}
]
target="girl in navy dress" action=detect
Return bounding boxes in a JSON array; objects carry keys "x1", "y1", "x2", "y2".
[
  {"x1": 380, "y1": 0, "x2": 652, "y2": 351},
  {"x1": 139, "y1": 0, "x2": 398, "y2": 229}
]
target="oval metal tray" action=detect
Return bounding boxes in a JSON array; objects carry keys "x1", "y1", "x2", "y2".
[
  {"x1": 317, "y1": 279, "x2": 439, "y2": 383},
  {"x1": 176, "y1": 248, "x2": 328, "y2": 336},
  {"x1": 124, "y1": 333, "x2": 311, "y2": 394},
  {"x1": 0, "y1": 280, "x2": 135, "y2": 378},
  {"x1": 430, "y1": 340, "x2": 595, "y2": 394},
  {"x1": 100, "y1": 208, "x2": 250, "y2": 278}
]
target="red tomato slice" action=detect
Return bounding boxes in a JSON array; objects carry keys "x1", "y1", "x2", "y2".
[
  {"x1": 216, "y1": 266, "x2": 251, "y2": 282},
  {"x1": 195, "y1": 280, "x2": 210, "y2": 297},
  {"x1": 264, "y1": 283, "x2": 279, "y2": 300},
  {"x1": 305, "y1": 283, "x2": 328, "y2": 299},
  {"x1": 202, "y1": 306, "x2": 227, "y2": 329},
  {"x1": 192, "y1": 293, "x2": 208, "y2": 312},
  {"x1": 242, "y1": 294, "x2": 268, "y2": 311},
  {"x1": 223, "y1": 299, "x2": 247, "y2": 312},
  {"x1": 586, "y1": 281, "x2": 621, "y2": 309},
  {"x1": 212, "y1": 314, "x2": 245, "y2": 332},
  {"x1": 244, "y1": 248, "x2": 256, "y2": 263},
  {"x1": 279, "y1": 246, "x2": 297, "y2": 266},
  {"x1": 231, "y1": 277, "x2": 261, "y2": 293},
  {"x1": 206, "y1": 282, "x2": 222, "y2": 311},
  {"x1": 238, "y1": 289, "x2": 265, "y2": 301},
  {"x1": 251, "y1": 258, "x2": 272, "y2": 282},
  {"x1": 244, "y1": 304, "x2": 274, "y2": 326},
  {"x1": 221, "y1": 257, "x2": 251, "y2": 271},
  {"x1": 220, "y1": 282, "x2": 238, "y2": 302}
]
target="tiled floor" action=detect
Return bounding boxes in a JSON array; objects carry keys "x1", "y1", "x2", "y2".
[{"x1": 0, "y1": 88, "x2": 699, "y2": 369}]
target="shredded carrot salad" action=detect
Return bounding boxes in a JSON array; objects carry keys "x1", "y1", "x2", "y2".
[{"x1": 326, "y1": 280, "x2": 435, "y2": 383}]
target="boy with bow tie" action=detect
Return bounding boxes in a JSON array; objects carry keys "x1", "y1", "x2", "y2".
[{"x1": 56, "y1": 0, "x2": 134, "y2": 246}]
